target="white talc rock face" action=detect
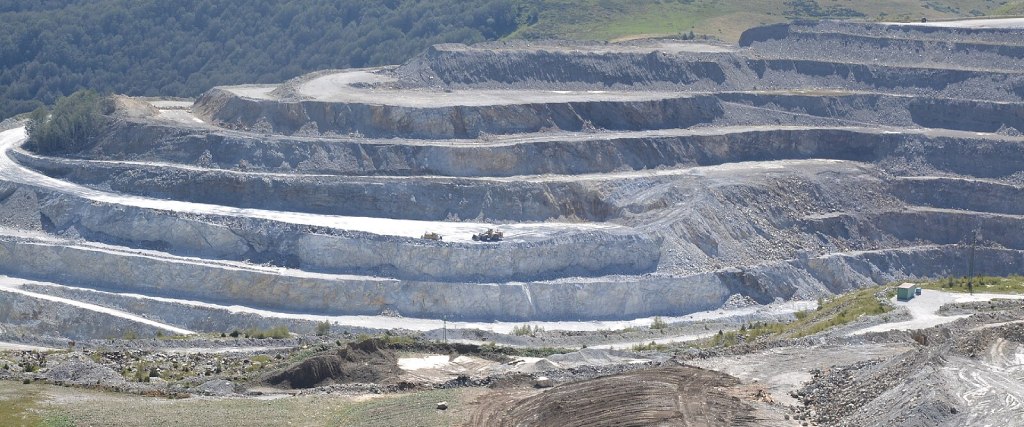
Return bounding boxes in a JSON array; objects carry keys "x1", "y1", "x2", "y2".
[{"x1": 2, "y1": 234, "x2": 1023, "y2": 321}]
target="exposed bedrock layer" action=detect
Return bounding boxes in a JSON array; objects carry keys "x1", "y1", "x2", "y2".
[
  {"x1": 800, "y1": 210, "x2": 1024, "y2": 253},
  {"x1": 11, "y1": 282, "x2": 351, "y2": 336},
  {"x1": 0, "y1": 290, "x2": 168, "y2": 341},
  {"x1": 719, "y1": 93, "x2": 1024, "y2": 134},
  {"x1": 75, "y1": 121, "x2": 1024, "y2": 179},
  {"x1": 15, "y1": 156, "x2": 619, "y2": 222},
  {"x1": 397, "y1": 42, "x2": 1024, "y2": 102},
  {"x1": 891, "y1": 177, "x2": 1024, "y2": 215},
  {"x1": 194, "y1": 88, "x2": 724, "y2": 139},
  {"x1": 81, "y1": 123, "x2": 901, "y2": 175},
  {"x1": 739, "y1": 20, "x2": 1024, "y2": 52},
  {"x1": 0, "y1": 182, "x2": 658, "y2": 283},
  {"x1": 0, "y1": 237, "x2": 1020, "y2": 321},
  {"x1": 399, "y1": 44, "x2": 740, "y2": 88}
]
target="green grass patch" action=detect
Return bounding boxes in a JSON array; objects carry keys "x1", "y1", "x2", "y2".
[
  {"x1": 919, "y1": 275, "x2": 1024, "y2": 294},
  {"x1": 514, "y1": 0, "x2": 1005, "y2": 42},
  {"x1": 0, "y1": 381, "x2": 73, "y2": 427},
  {"x1": 703, "y1": 286, "x2": 892, "y2": 347},
  {"x1": 994, "y1": 1, "x2": 1024, "y2": 15}
]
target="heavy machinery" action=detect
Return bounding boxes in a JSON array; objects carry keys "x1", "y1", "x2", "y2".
[
  {"x1": 472, "y1": 228, "x2": 503, "y2": 242},
  {"x1": 422, "y1": 231, "x2": 443, "y2": 241}
]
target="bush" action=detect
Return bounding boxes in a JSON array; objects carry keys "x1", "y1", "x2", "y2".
[
  {"x1": 650, "y1": 316, "x2": 668, "y2": 330},
  {"x1": 631, "y1": 341, "x2": 666, "y2": 351},
  {"x1": 512, "y1": 324, "x2": 533, "y2": 336},
  {"x1": 244, "y1": 326, "x2": 290, "y2": 339},
  {"x1": 229, "y1": 330, "x2": 240, "y2": 338},
  {"x1": 316, "y1": 320, "x2": 331, "y2": 336},
  {"x1": 511, "y1": 324, "x2": 545, "y2": 337},
  {"x1": 26, "y1": 89, "x2": 111, "y2": 154}
]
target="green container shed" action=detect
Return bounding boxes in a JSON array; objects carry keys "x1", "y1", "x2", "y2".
[{"x1": 897, "y1": 283, "x2": 918, "y2": 302}]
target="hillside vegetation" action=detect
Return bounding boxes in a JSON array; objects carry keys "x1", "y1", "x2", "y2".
[
  {"x1": 0, "y1": 0, "x2": 537, "y2": 119},
  {"x1": 1, "y1": 0, "x2": 1017, "y2": 120}
]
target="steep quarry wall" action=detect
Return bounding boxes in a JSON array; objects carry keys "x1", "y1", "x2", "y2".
[
  {"x1": 194, "y1": 88, "x2": 724, "y2": 139},
  {"x1": 80, "y1": 122, "x2": 901, "y2": 176},
  {"x1": 398, "y1": 44, "x2": 740, "y2": 88},
  {"x1": 3, "y1": 183, "x2": 659, "y2": 283},
  {"x1": 1, "y1": 236, "x2": 1021, "y2": 321},
  {"x1": 891, "y1": 178, "x2": 1024, "y2": 215},
  {"x1": 0, "y1": 290, "x2": 168, "y2": 340}
]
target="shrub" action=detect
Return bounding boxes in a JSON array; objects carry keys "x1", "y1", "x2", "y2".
[
  {"x1": 631, "y1": 341, "x2": 666, "y2": 351},
  {"x1": 316, "y1": 320, "x2": 331, "y2": 336},
  {"x1": 229, "y1": 330, "x2": 240, "y2": 338},
  {"x1": 512, "y1": 324, "x2": 533, "y2": 336},
  {"x1": 244, "y1": 326, "x2": 290, "y2": 339},
  {"x1": 650, "y1": 316, "x2": 668, "y2": 330},
  {"x1": 511, "y1": 324, "x2": 545, "y2": 337},
  {"x1": 133, "y1": 364, "x2": 150, "y2": 382},
  {"x1": 267, "y1": 326, "x2": 290, "y2": 339}
]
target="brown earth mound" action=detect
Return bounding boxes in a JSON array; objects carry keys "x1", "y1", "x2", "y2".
[
  {"x1": 470, "y1": 364, "x2": 758, "y2": 427},
  {"x1": 266, "y1": 339, "x2": 401, "y2": 389}
]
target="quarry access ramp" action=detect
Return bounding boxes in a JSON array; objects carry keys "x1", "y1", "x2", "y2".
[{"x1": 2, "y1": 19, "x2": 1024, "y2": 332}]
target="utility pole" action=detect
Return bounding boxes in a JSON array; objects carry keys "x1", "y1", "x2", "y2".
[{"x1": 442, "y1": 315, "x2": 448, "y2": 344}]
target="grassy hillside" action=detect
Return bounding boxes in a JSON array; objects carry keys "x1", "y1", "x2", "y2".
[{"x1": 517, "y1": 0, "x2": 1017, "y2": 42}]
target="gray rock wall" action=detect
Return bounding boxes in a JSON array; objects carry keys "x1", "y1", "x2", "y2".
[
  {"x1": 15, "y1": 185, "x2": 660, "y2": 283},
  {"x1": 85, "y1": 122, "x2": 898, "y2": 175},
  {"x1": 193, "y1": 88, "x2": 724, "y2": 139},
  {"x1": 0, "y1": 290, "x2": 167, "y2": 340},
  {"x1": 1, "y1": 236, "x2": 1021, "y2": 321}
]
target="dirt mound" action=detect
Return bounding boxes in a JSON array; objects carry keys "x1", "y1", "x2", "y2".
[
  {"x1": 266, "y1": 339, "x2": 401, "y2": 389},
  {"x1": 471, "y1": 364, "x2": 758, "y2": 427}
]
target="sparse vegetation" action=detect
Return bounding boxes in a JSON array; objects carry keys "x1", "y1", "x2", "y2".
[
  {"x1": 512, "y1": 324, "x2": 545, "y2": 336},
  {"x1": 703, "y1": 286, "x2": 893, "y2": 347},
  {"x1": 650, "y1": 316, "x2": 668, "y2": 330},
  {"x1": 919, "y1": 275, "x2": 1024, "y2": 294},
  {"x1": 514, "y1": 0, "x2": 1003, "y2": 42},
  {"x1": 631, "y1": 341, "x2": 668, "y2": 352},
  {"x1": 316, "y1": 320, "x2": 331, "y2": 336},
  {"x1": 242, "y1": 326, "x2": 290, "y2": 339}
]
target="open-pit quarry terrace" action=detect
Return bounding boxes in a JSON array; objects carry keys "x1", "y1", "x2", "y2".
[{"x1": 1, "y1": 19, "x2": 1024, "y2": 345}]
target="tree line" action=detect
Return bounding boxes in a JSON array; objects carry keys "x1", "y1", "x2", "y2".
[{"x1": 0, "y1": 0, "x2": 539, "y2": 119}]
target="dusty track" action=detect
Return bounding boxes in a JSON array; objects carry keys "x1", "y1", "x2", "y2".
[{"x1": 470, "y1": 365, "x2": 760, "y2": 427}]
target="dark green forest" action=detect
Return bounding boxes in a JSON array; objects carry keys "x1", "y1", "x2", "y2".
[{"x1": 0, "y1": 0, "x2": 538, "y2": 119}]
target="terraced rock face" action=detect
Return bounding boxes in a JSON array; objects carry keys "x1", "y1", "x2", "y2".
[{"x1": 2, "y1": 19, "x2": 1024, "y2": 337}]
